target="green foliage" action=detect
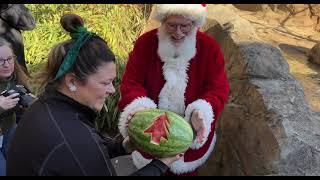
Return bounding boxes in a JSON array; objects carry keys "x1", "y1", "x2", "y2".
[{"x1": 23, "y1": 4, "x2": 148, "y2": 136}]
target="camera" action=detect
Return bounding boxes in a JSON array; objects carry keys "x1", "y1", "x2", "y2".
[{"x1": 0, "y1": 85, "x2": 35, "y2": 108}]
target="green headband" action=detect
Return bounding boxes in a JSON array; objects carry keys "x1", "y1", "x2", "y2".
[{"x1": 54, "y1": 26, "x2": 95, "y2": 80}]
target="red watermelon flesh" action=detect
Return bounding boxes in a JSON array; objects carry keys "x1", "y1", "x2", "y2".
[{"x1": 143, "y1": 113, "x2": 170, "y2": 145}]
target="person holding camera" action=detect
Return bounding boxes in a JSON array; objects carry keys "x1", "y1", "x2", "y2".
[
  {"x1": 0, "y1": 4, "x2": 36, "y2": 75},
  {"x1": 6, "y1": 14, "x2": 184, "y2": 176},
  {"x1": 0, "y1": 39, "x2": 31, "y2": 176}
]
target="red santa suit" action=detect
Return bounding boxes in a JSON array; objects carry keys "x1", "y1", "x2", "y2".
[{"x1": 118, "y1": 4, "x2": 230, "y2": 176}]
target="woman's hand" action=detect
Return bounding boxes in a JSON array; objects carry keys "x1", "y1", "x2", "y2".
[
  {"x1": 0, "y1": 93, "x2": 20, "y2": 110},
  {"x1": 190, "y1": 109, "x2": 206, "y2": 144},
  {"x1": 122, "y1": 136, "x2": 136, "y2": 154},
  {"x1": 158, "y1": 153, "x2": 184, "y2": 167}
]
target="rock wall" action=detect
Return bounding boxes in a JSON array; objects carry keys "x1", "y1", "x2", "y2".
[{"x1": 199, "y1": 5, "x2": 320, "y2": 176}]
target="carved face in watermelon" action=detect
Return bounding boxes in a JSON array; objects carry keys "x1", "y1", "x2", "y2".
[
  {"x1": 144, "y1": 112, "x2": 170, "y2": 145},
  {"x1": 128, "y1": 109, "x2": 193, "y2": 158}
]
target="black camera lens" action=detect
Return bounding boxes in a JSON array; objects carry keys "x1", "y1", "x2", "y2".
[
  {"x1": 1, "y1": 85, "x2": 35, "y2": 108},
  {"x1": 19, "y1": 94, "x2": 35, "y2": 108}
]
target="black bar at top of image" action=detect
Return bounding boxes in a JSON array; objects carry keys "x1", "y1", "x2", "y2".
[{"x1": 3, "y1": 0, "x2": 320, "y2": 4}]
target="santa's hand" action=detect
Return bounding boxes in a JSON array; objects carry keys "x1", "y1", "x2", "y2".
[
  {"x1": 126, "y1": 106, "x2": 147, "y2": 127},
  {"x1": 191, "y1": 109, "x2": 206, "y2": 144}
]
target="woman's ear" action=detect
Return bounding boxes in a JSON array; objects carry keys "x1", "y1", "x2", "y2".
[{"x1": 64, "y1": 73, "x2": 78, "y2": 90}]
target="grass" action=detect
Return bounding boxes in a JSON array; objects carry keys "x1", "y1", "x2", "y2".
[{"x1": 23, "y1": 4, "x2": 148, "y2": 136}]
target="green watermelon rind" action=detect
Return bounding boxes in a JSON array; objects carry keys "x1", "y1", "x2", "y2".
[{"x1": 128, "y1": 108, "x2": 194, "y2": 158}]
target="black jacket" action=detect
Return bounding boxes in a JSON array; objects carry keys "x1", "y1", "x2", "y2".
[
  {"x1": 0, "y1": 4, "x2": 35, "y2": 73},
  {"x1": 6, "y1": 86, "x2": 168, "y2": 176}
]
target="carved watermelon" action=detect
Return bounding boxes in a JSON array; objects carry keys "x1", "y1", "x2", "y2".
[{"x1": 128, "y1": 109, "x2": 193, "y2": 158}]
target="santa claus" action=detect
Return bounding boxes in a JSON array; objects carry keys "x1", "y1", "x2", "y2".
[{"x1": 118, "y1": 4, "x2": 230, "y2": 176}]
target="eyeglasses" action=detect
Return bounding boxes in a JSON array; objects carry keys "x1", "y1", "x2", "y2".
[
  {"x1": 165, "y1": 22, "x2": 193, "y2": 33},
  {"x1": 0, "y1": 55, "x2": 15, "y2": 66}
]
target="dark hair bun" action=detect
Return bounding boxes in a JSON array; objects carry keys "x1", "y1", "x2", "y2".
[{"x1": 60, "y1": 14, "x2": 84, "y2": 33}]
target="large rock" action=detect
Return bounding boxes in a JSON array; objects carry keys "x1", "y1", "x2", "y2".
[
  {"x1": 308, "y1": 43, "x2": 320, "y2": 65},
  {"x1": 202, "y1": 5, "x2": 259, "y2": 42},
  {"x1": 198, "y1": 5, "x2": 320, "y2": 176}
]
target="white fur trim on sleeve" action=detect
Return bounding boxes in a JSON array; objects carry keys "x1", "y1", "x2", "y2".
[
  {"x1": 118, "y1": 97, "x2": 157, "y2": 137},
  {"x1": 184, "y1": 99, "x2": 214, "y2": 150}
]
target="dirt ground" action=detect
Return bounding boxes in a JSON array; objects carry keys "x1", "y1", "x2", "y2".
[{"x1": 235, "y1": 8, "x2": 320, "y2": 112}]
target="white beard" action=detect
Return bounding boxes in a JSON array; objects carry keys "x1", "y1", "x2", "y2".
[
  {"x1": 157, "y1": 26, "x2": 197, "y2": 63},
  {"x1": 157, "y1": 26, "x2": 197, "y2": 115}
]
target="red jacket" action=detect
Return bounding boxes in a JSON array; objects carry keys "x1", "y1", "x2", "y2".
[{"x1": 118, "y1": 28, "x2": 230, "y2": 175}]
